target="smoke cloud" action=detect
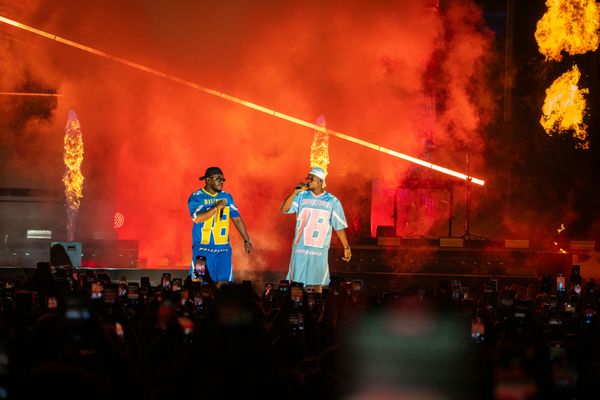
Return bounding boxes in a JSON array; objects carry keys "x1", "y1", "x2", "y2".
[{"x1": 0, "y1": 0, "x2": 497, "y2": 269}]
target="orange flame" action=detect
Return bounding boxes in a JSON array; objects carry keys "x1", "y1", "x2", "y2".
[
  {"x1": 555, "y1": 223, "x2": 567, "y2": 253},
  {"x1": 540, "y1": 65, "x2": 589, "y2": 149},
  {"x1": 63, "y1": 110, "x2": 84, "y2": 239},
  {"x1": 535, "y1": 0, "x2": 600, "y2": 61},
  {"x1": 63, "y1": 116, "x2": 84, "y2": 209},
  {"x1": 310, "y1": 115, "x2": 329, "y2": 174}
]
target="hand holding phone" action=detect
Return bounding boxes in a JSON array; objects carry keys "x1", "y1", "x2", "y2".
[
  {"x1": 194, "y1": 256, "x2": 206, "y2": 279},
  {"x1": 278, "y1": 280, "x2": 290, "y2": 292},
  {"x1": 264, "y1": 282, "x2": 273, "y2": 297},
  {"x1": 172, "y1": 278, "x2": 182, "y2": 292},
  {"x1": 556, "y1": 274, "x2": 566, "y2": 292},
  {"x1": 91, "y1": 282, "x2": 103, "y2": 300},
  {"x1": 291, "y1": 286, "x2": 303, "y2": 305},
  {"x1": 161, "y1": 273, "x2": 172, "y2": 290}
]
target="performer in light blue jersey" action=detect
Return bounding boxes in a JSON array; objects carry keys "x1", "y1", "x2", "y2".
[
  {"x1": 188, "y1": 166, "x2": 252, "y2": 283},
  {"x1": 281, "y1": 167, "x2": 351, "y2": 286}
]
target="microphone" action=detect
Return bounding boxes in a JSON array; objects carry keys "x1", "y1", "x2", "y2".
[
  {"x1": 216, "y1": 200, "x2": 224, "y2": 220},
  {"x1": 295, "y1": 183, "x2": 307, "y2": 190}
]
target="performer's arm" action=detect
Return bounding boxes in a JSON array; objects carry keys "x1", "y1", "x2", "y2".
[
  {"x1": 231, "y1": 216, "x2": 252, "y2": 254},
  {"x1": 193, "y1": 199, "x2": 226, "y2": 224},
  {"x1": 334, "y1": 229, "x2": 352, "y2": 262},
  {"x1": 281, "y1": 184, "x2": 306, "y2": 213}
]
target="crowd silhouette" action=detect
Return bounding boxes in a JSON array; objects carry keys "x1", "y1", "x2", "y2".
[{"x1": 0, "y1": 262, "x2": 599, "y2": 399}]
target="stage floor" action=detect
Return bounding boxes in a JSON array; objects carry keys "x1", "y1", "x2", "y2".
[
  {"x1": 0, "y1": 264, "x2": 540, "y2": 297},
  {"x1": 2, "y1": 239, "x2": 591, "y2": 295}
]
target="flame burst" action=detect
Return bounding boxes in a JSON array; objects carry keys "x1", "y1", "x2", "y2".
[
  {"x1": 554, "y1": 223, "x2": 567, "y2": 253},
  {"x1": 535, "y1": 0, "x2": 600, "y2": 61},
  {"x1": 63, "y1": 110, "x2": 85, "y2": 240},
  {"x1": 310, "y1": 114, "x2": 330, "y2": 174},
  {"x1": 540, "y1": 65, "x2": 589, "y2": 149}
]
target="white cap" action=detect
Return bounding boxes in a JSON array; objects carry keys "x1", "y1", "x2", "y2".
[{"x1": 308, "y1": 167, "x2": 327, "y2": 183}]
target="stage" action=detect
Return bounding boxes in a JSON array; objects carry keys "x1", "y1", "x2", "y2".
[{"x1": 1, "y1": 237, "x2": 584, "y2": 296}]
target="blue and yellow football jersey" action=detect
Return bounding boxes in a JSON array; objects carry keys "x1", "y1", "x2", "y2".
[{"x1": 188, "y1": 188, "x2": 240, "y2": 249}]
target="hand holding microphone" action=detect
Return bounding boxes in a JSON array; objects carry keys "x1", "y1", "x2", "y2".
[
  {"x1": 281, "y1": 181, "x2": 308, "y2": 213},
  {"x1": 295, "y1": 183, "x2": 308, "y2": 191},
  {"x1": 215, "y1": 199, "x2": 226, "y2": 219}
]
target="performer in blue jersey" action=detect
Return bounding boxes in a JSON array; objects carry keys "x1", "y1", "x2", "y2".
[
  {"x1": 281, "y1": 167, "x2": 351, "y2": 286},
  {"x1": 188, "y1": 166, "x2": 252, "y2": 283}
]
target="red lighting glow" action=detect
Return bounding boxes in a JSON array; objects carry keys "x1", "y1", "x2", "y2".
[{"x1": 0, "y1": 15, "x2": 485, "y2": 186}]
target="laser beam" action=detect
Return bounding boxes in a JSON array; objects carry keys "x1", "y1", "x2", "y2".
[
  {"x1": 0, "y1": 92, "x2": 62, "y2": 97},
  {"x1": 0, "y1": 15, "x2": 485, "y2": 186}
]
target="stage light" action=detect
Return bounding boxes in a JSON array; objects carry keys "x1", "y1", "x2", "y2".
[
  {"x1": 26, "y1": 229, "x2": 52, "y2": 239},
  {"x1": 114, "y1": 211, "x2": 125, "y2": 230}
]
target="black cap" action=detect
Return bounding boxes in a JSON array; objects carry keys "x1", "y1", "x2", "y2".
[{"x1": 199, "y1": 166, "x2": 224, "y2": 180}]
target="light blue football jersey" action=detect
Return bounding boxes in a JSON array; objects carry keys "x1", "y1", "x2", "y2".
[{"x1": 285, "y1": 190, "x2": 348, "y2": 286}]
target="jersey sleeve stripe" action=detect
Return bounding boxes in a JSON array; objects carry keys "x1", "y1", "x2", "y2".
[
  {"x1": 192, "y1": 205, "x2": 204, "y2": 220},
  {"x1": 332, "y1": 211, "x2": 348, "y2": 228}
]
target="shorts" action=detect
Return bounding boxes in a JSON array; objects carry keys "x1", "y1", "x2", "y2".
[{"x1": 190, "y1": 246, "x2": 233, "y2": 283}]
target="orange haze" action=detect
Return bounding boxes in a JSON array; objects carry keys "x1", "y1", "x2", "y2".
[{"x1": 0, "y1": 0, "x2": 495, "y2": 269}]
